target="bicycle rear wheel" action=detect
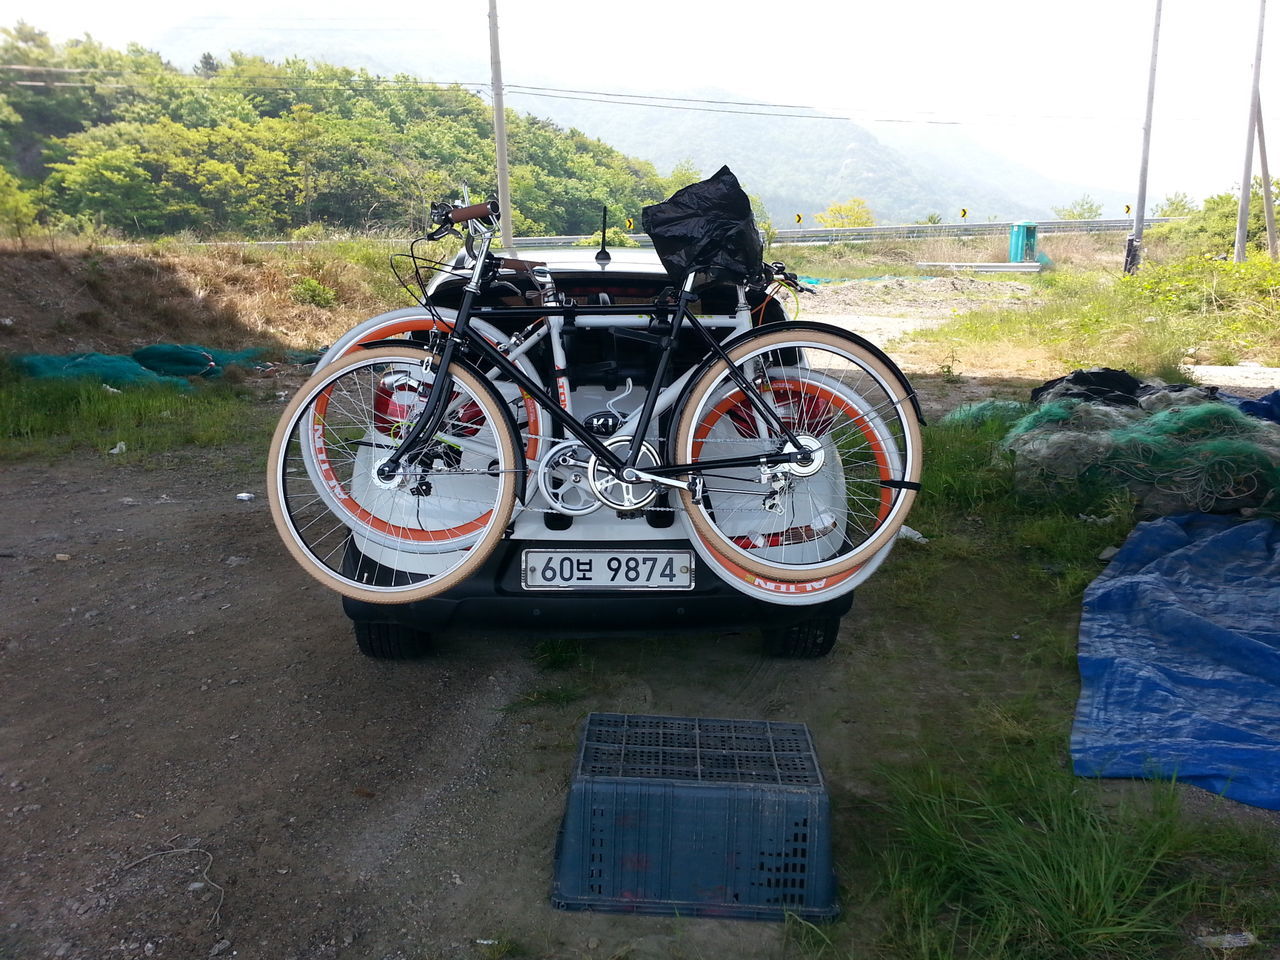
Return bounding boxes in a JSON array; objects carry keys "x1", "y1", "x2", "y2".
[
  {"x1": 673, "y1": 326, "x2": 922, "y2": 581},
  {"x1": 268, "y1": 346, "x2": 520, "y2": 603}
]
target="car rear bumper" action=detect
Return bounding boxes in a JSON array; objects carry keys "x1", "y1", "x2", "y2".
[{"x1": 342, "y1": 537, "x2": 853, "y2": 633}]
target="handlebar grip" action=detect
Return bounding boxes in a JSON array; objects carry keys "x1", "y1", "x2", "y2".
[
  {"x1": 498, "y1": 258, "x2": 546, "y2": 272},
  {"x1": 448, "y1": 201, "x2": 500, "y2": 224}
]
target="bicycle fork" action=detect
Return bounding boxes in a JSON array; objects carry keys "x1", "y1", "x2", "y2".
[{"x1": 375, "y1": 234, "x2": 495, "y2": 484}]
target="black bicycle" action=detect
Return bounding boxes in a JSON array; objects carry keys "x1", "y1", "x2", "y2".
[{"x1": 268, "y1": 187, "x2": 923, "y2": 604}]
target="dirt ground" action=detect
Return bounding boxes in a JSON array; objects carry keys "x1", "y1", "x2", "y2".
[
  {"x1": 2, "y1": 276, "x2": 1277, "y2": 960},
  {"x1": 0, "y1": 397, "x2": 973, "y2": 960}
]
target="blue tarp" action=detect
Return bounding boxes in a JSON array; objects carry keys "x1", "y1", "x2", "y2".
[
  {"x1": 1071, "y1": 513, "x2": 1280, "y2": 808},
  {"x1": 1220, "y1": 388, "x2": 1280, "y2": 425}
]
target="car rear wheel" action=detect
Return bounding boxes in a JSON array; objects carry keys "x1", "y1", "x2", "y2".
[
  {"x1": 353, "y1": 620, "x2": 432, "y2": 659},
  {"x1": 760, "y1": 614, "x2": 843, "y2": 659}
]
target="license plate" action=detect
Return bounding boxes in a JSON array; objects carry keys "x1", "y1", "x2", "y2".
[{"x1": 522, "y1": 550, "x2": 694, "y2": 590}]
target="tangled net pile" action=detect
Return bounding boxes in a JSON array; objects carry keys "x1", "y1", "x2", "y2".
[{"x1": 945, "y1": 396, "x2": 1280, "y2": 516}]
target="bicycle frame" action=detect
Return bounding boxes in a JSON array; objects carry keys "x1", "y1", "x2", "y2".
[{"x1": 378, "y1": 226, "x2": 813, "y2": 496}]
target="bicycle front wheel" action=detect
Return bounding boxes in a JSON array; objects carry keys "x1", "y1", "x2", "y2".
[
  {"x1": 673, "y1": 326, "x2": 922, "y2": 581},
  {"x1": 268, "y1": 346, "x2": 521, "y2": 603}
]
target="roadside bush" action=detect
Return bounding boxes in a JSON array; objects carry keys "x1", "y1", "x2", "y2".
[
  {"x1": 289, "y1": 276, "x2": 338, "y2": 308},
  {"x1": 1146, "y1": 180, "x2": 1278, "y2": 259},
  {"x1": 1122, "y1": 255, "x2": 1280, "y2": 315},
  {"x1": 573, "y1": 226, "x2": 639, "y2": 248}
]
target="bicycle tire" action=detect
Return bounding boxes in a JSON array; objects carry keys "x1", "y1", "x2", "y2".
[
  {"x1": 314, "y1": 308, "x2": 550, "y2": 463},
  {"x1": 268, "y1": 346, "x2": 520, "y2": 603},
  {"x1": 673, "y1": 326, "x2": 922, "y2": 581}
]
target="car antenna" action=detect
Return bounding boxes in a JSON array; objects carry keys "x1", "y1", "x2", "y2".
[{"x1": 594, "y1": 206, "x2": 611, "y2": 264}]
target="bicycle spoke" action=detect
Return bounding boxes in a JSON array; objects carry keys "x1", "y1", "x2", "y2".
[{"x1": 268, "y1": 347, "x2": 520, "y2": 602}]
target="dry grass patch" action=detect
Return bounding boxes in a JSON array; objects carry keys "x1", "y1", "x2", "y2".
[{"x1": 0, "y1": 240, "x2": 422, "y2": 357}]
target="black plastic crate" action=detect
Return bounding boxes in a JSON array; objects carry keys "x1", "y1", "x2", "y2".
[{"x1": 551, "y1": 713, "x2": 836, "y2": 921}]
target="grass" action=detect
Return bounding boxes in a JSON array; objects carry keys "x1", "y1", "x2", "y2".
[
  {"x1": 503, "y1": 684, "x2": 589, "y2": 711},
  {"x1": 0, "y1": 237, "x2": 441, "y2": 361},
  {"x1": 0, "y1": 360, "x2": 275, "y2": 460},
  {"x1": 772, "y1": 231, "x2": 1122, "y2": 281},
  {"x1": 772, "y1": 238, "x2": 1280, "y2": 375},
  {"x1": 784, "y1": 418, "x2": 1280, "y2": 960},
  {"x1": 530, "y1": 636, "x2": 585, "y2": 670},
  {"x1": 897, "y1": 257, "x2": 1280, "y2": 375},
  {"x1": 879, "y1": 759, "x2": 1203, "y2": 960},
  {"x1": 477, "y1": 937, "x2": 527, "y2": 959}
]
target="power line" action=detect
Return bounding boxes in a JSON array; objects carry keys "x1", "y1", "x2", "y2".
[
  {"x1": 500, "y1": 89, "x2": 840, "y2": 120},
  {"x1": 0, "y1": 63, "x2": 1161, "y2": 125},
  {"x1": 0, "y1": 67, "x2": 844, "y2": 119},
  {"x1": 503, "y1": 83, "x2": 813, "y2": 110},
  {"x1": 0, "y1": 63, "x2": 827, "y2": 111}
]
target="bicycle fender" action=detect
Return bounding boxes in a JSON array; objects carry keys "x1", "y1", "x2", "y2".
[
  {"x1": 669, "y1": 321, "x2": 925, "y2": 454},
  {"x1": 742, "y1": 321, "x2": 925, "y2": 425}
]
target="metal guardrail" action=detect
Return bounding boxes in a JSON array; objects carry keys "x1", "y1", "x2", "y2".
[
  {"x1": 916, "y1": 261, "x2": 1044, "y2": 274},
  {"x1": 769, "y1": 218, "x2": 1180, "y2": 245},
  {"x1": 512, "y1": 217, "x2": 1181, "y2": 249},
  {"x1": 102, "y1": 217, "x2": 1185, "y2": 252}
]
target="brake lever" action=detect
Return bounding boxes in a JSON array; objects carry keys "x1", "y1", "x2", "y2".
[
  {"x1": 426, "y1": 222, "x2": 460, "y2": 242},
  {"x1": 768, "y1": 262, "x2": 815, "y2": 294}
]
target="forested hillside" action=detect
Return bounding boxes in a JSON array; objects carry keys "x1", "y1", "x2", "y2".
[{"x1": 0, "y1": 24, "x2": 690, "y2": 238}]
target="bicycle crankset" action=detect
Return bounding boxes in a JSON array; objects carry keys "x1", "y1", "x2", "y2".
[
  {"x1": 536, "y1": 440, "x2": 601, "y2": 516},
  {"x1": 586, "y1": 437, "x2": 661, "y2": 512}
]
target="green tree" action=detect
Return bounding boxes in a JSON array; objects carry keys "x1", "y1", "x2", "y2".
[
  {"x1": 45, "y1": 142, "x2": 165, "y2": 232},
  {"x1": 660, "y1": 160, "x2": 702, "y2": 197},
  {"x1": 193, "y1": 52, "x2": 222, "y2": 78},
  {"x1": 1147, "y1": 179, "x2": 1279, "y2": 257},
  {"x1": 815, "y1": 197, "x2": 875, "y2": 228},
  {"x1": 1153, "y1": 192, "x2": 1197, "y2": 218},
  {"x1": 1052, "y1": 194, "x2": 1103, "y2": 220},
  {"x1": 0, "y1": 167, "x2": 38, "y2": 242},
  {"x1": 0, "y1": 92, "x2": 20, "y2": 165},
  {"x1": 6, "y1": 37, "x2": 686, "y2": 238}
]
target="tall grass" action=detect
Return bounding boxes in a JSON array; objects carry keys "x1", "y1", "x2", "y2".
[
  {"x1": 0, "y1": 363, "x2": 270, "y2": 459},
  {"x1": 880, "y1": 760, "x2": 1203, "y2": 960},
  {"x1": 903, "y1": 257, "x2": 1280, "y2": 374},
  {"x1": 836, "y1": 419, "x2": 1280, "y2": 959},
  {"x1": 772, "y1": 232, "x2": 1122, "y2": 280}
]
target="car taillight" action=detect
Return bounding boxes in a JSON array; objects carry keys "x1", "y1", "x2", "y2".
[
  {"x1": 456, "y1": 400, "x2": 483, "y2": 436},
  {"x1": 373, "y1": 376, "x2": 486, "y2": 439},
  {"x1": 374, "y1": 375, "x2": 423, "y2": 439}
]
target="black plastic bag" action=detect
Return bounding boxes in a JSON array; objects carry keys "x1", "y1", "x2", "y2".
[{"x1": 641, "y1": 166, "x2": 763, "y2": 285}]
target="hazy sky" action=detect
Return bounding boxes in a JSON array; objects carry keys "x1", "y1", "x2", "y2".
[{"x1": 7, "y1": 0, "x2": 1277, "y2": 204}]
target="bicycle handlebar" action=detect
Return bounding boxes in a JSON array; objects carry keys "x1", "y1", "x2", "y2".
[{"x1": 448, "y1": 201, "x2": 500, "y2": 224}]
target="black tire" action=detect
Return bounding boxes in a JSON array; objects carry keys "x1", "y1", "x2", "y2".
[
  {"x1": 761, "y1": 615, "x2": 842, "y2": 659},
  {"x1": 353, "y1": 621, "x2": 432, "y2": 659}
]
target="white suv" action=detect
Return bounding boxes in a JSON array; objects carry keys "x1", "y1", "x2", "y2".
[{"x1": 320, "y1": 246, "x2": 902, "y2": 660}]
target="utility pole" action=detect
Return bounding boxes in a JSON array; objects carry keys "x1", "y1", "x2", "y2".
[
  {"x1": 1256, "y1": 99, "x2": 1278, "y2": 258},
  {"x1": 488, "y1": 0, "x2": 515, "y2": 250},
  {"x1": 1235, "y1": 0, "x2": 1267, "y2": 263},
  {"x1": 1126, "y1": 0, "x2": 1163, "y2": 274}
]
